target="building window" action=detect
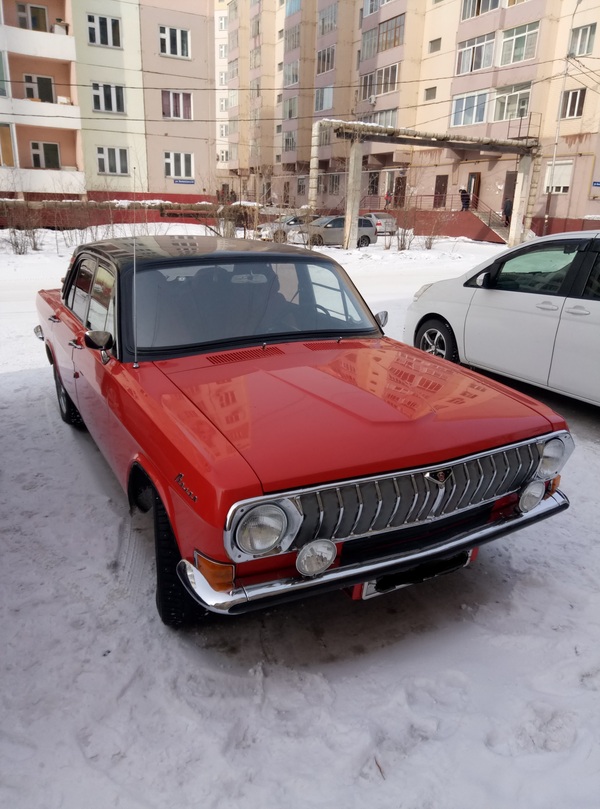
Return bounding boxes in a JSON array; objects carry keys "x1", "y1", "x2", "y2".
[
  {"x1": 219, "y1": 123, "x2": 229, "y2": 137},
  {"x1": 161, "y1": 90, "x2": 192, "y2": 120},
  {"x1": 17, "y1": 4, "x2": 48, "y2": 31},
  {"x1": 507, "y1": 0, "x2": 528, "y2": 5},
  {"x1": 251, "y1": 16, "x2": 260, "y2": 38},
  {"x1": 229, "y1": 88, "x2": 238, "y2": 107},
  {"x1": 361, "y1": 28, "x2": 378, "y2": 61},
  {"x1": 359, "y1": 108, "x2": 397, "y2": 127},
  {"x1": 218, "y1": 149, "x2": 229, "y2": 162},
  {"x1": 429, "y1": 38, "x2": 441, "y2": 53},
  {"x1": 284, "y1": 23, "x2": 301, "y2": 51},
  {"x1": 0, "y1": 55, "x2": 7, "y2": 98},
  {"x1": 544, "y1": 160, "x2": 572, "y2": 193},
  {"x1": 329, "y1": 174, "x2": 340, "y2": 195},
  {"x1": 570, "y1": 24, "x2": 595, "y2": 56},
  {"x1": 218, "y1": 44, "x2": 228, "y2": 59},
  {"x1": 493, "y1": 83, "x2": 530, "y2": 120},
  {"x1": 378, "y1": 15, "x2": 405, "y2": 52},
  {"x1": 286, "y1": 0, "x2": 301, "y2": 15},
  {"x1": 317, "y1": 46, "x2": 335, "y2": 74},
  {"x1": 228, "y1": 30, "x2": 238, "y2": 50},
  {"x1": 31, "y1": 141, "x2": 59, "y2": 169},
  {"x1": 219, "y1": 96, "x2": 228, "y2": 112},
  {"x1": 283, "y1": 96, "x2": 298, "y2": 118},
  {"x1": 24, "y1": 74, "x2": 54, "y2": 103},
  {"x1": 219, "y1": 71, "x2": 227, "y2": 86},
  {"x1": 561, "y1": 88, "x2": 586, "y2": 119},
  {"x1": 315, "y1": 86, "x2": 334, "y2": 111},
  {"x1": 461, "y1": 0, "x2": 498, "y2": 21},
  {"x1": 451, "y1": 91, "x2": 488, "y2": 126},
  {"x1": 319, "y1": 126, "x2": 331, "y2": 145},
  {"x1": 376, "y1": 64, "x2": 398, "y2": 93},
  {"x1": 501, "y1": 22, "x2": 539, "y2": 65},
  {"x1": 250, "y1": 78, "x2": 261, "y2": 98},
  {"x1": 284, "y1": 61, "x2": 299, "y2": 86},
  {"x1": 425, "y1": 86, "x2": 437, "y2": 101},
  {"x1": 88, "y1": 14, "x2": 121, "y2": 47},
  {"x1": 283, "y1": 130, "x2": 297, "y2": 151},
  {"x1": 297, "y1": 176, "x2": 306, "y2": 195},
  {"x1": 97, "y1": 147, "x2": 128, "y2": 175},
  {"x1": 456, "y1": 33, "x2": 494, "y2": 74},
  {"x1": 92, "y1": 83, "x2": 125, "y2": 113},
  {"x1": 164, "y1": 151, "x2": 193, "y2": 179},
  {"x1": 159, "y1": 26, "x2": 190, "y2": 58},
  {"x1": 318, "y1": 3, "x2": 338, "y2": 35},
  {"x1": 218, "y1": 15, "x2": 228, "y2": 31},
  {"x1": 229, "y1": 59, "x2": 239, "y2": 79},
  {"x1": 250, "y1": 47, "x2": 261, "y2": 69}
]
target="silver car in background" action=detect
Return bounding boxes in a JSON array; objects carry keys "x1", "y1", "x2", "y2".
[
  {"x1": 288, "y1": 215, "x2": 378, "y2": 248},
  {"x1": 256, "y1": 213, "x2": 320, "y2": 242}
]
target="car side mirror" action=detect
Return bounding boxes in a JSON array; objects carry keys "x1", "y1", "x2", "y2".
[
  {"x1": 375, "y1": 311, "x2": 388, "y2": 328},
  {"x1": 476, "y1": 271, "x2": 492, "y2": 289},
  {"x1": 85, "y1": 330, "x2": 114, "y2": 351}
]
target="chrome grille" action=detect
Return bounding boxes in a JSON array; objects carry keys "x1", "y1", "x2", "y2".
[{"x1": 291, "y1": 441, "x2": 541, "y2": 546}]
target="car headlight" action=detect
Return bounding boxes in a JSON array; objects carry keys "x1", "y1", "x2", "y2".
[
  {"x1": 412, "y1": 283, "x2": 433, "y2": 301},
  {"x1": 519, "y1": 480, "x2": 547, "y2": 513},
  {"x1": 235, "y1": 504, "x2": 288, "y2": 556},
  {"x1": 537, "y1": 434, "x2": 575, "y2": 479}
]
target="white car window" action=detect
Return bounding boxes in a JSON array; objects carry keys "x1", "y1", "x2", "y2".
[{"x1": 494, "y1": 243, "x2": 579, "y2": 296}]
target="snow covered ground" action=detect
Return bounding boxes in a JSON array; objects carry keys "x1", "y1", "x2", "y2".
[{"x1": 1, "y1": 224, "x2": 599, "y2": 809}]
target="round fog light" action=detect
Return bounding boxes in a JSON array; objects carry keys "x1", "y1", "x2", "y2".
[
  {"x1": 519, "y1": 480, "x2": 547, "y2": 513},
  {"x1": 296, "y1": 539, "x2": 337, "y2": 577}
]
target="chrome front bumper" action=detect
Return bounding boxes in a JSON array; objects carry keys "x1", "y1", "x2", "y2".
[{"x1": 177, "y1": 490, "x2": 569, "y2": 615}]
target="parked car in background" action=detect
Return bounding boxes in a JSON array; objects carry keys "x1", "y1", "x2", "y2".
[
  {"x1": 35, "y1": 236, "x2": 574, "y2": 628},
  {"x1": 364, "y1": 212, "x2": 398, "y2": 237},
  {"x1": 288, "y1": 215, "x2": 378, "y2": 248},
  {"x1": 256, "y1": 213, "x2": 320, "y2": 242},
  {"x1": 404, "y1": 230, "x2": 600, "y2": 406}
]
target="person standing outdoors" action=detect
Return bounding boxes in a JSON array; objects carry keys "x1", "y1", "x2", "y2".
[{"x1": 459, "y1": 187, "x2": 470, "y2": 211}]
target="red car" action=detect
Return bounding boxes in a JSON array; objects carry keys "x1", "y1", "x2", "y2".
[{"x1": 35, "y1": 236, "x2": 574, "y2": 627}]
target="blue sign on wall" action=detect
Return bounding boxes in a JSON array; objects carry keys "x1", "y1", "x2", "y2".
[
  {"x1": 593, "y1": 181, "x2": 600, "y2": 188},
  {"x1": 174, "y1": 179, "x2": 195, "y2": 184}
]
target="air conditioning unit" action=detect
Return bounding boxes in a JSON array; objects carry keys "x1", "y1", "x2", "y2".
[
  {"x1": 57, "y1": 96, "x2": 71, "y2": 105},
  {"x1": 368, "y1": 95, "x2": 376, "y2": 105}
]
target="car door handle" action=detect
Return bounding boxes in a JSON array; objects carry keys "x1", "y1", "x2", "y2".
[
  {"x1": 535, "y1": 302, "x2": 559, "y2": 311},
  {"x1": 68, "y1": 339, "x2": 83, "y2": 350},
  {"x1": 48, "y1": 315, "x2": 60, "y2": 323},
  {"x1": 564, "y1": 305, "x2": 590, "y2": 316}
]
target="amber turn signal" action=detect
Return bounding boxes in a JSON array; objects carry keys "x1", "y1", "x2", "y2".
[{"x1": 193, "y1": 551, "x2": 235, "y2": 592}]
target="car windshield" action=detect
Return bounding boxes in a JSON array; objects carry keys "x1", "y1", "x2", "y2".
[
  {"x1": 310, "y1": 217, "x2": 335, "y2": 227},
  {"x1": 129, "y1": 257, "x2": 377, "y2": 352}
]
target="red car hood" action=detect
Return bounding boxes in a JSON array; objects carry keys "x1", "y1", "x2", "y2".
[{"x1": 156, "y1": 338, "x2": 562, "y2": 492}]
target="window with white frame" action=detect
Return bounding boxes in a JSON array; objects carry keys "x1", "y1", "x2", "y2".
[
  {"x1": 297, "y1": 176, "x2": 306, "y2": 195},
  {"x1": 164, "y1": 151, "x2": 193, "y2": 179},
  {"x1": 159, "y1": 26, "x2": 189, "y2": 58},
  {"x1": 229, "y1": 88, "x2": 238, "y2": 107},
  {"x1": 31, "y1": 141, "x2": 59, "y2": 169},
  {"x1": 286, "y1": 0, "x2": 301, "y2": 14},
  {"x1": 561, "y1": 88, "x2": 586, "y2": 119},
  {"x1": 317, "y1": 46, "x2": 335, "y2": 74},
  {"x1": 329, "y1": 174, "x2": 340, "y2": 195},
  {"x1": 284, "y1": 61, "x2": 299, "y2": 86},
  {"x1": 88, "y1": 14, "x2": 121, "y2": 47},
  {"x1": 219, "y1": 123, "x2": 229, "y2": 138},
  {"x1": 250, "y1": 78, "x2": 261, "y2": 98},
  {"x1": 461, "y1": 0, "x2": 498, "y2": 21},
  {"x1": 570, "y1": 24, "x2": 595, "y2": 56},
  {"x1": 251, "y1": 16, "x2": 260, "y2": 37},
  {"x1": 283, "y1": 96, "x2": 298, "y2": 118},
  {"x1": 250, "y1": 47, "x2": 261, "y2": 68},
  {"x1": 544, "y1": 160, "x2": 572, "y2": 193},
  {"x1": 219, "y1": 96, "x2": 228, "y2": 112},
  {"x1": 451, "y1": 91, "x2": 488, "y2": 126},
  {"x1": 161, "y1": 90, "x2": 192, "y2": 119},
  {"x1": 218, "y1": 15, "x2": 227, "y2": 31},
  {"x1": 315, "y1": 86, "x2": 334, "y2": 111},
  {"x1": 284, "y1": 24, "x2": 301, "y2": 51},
  {"x1": 361, "y1": 28, "x2": 378, "y2": 61},
  {"x1": 378, "y1": 15, "x2": 404, "y2": 51},
  {"x1": 494, "y1": 83, "x2": 530, "y2": 120},
  {"x1": 360, "y1": 109, "x2": 397, "y2": 127},
  {"x1": 17, "y1": 4, "x2": 48, "y2": 31},
  {"x1": 283, "y1": 130, "x2": 297, "y2": 151},
  {"x1": 507, "y1": 0, "x2": 528, "y2": 5},
  {"x1": 92, "y1": 83, "x2": 125, "y2": 113},
  {"x1": 97, "y1": 146, "x2": 128, "y2": 175},
  {"x1": 360, "y1": 73, "x2": 375, "y2": 100},
  {"x1": 456, "y1": 32, "x2": 494, "y2": 74},
  {"x1": 218, "y1": 43, "x2": 228, "y2": 59},
  {"x1": 229, "y1": 59, "x2": 239, "y2": 79},
  {"x1": 317, "y1": 174, "x2": 325, "y2": 194},
  {"x1": 500, "y1": 22, "x2": 538, "y2": 64},
  {"x1": 376, "y1": 64, "x2": 398, "y2": 93},
  {"x1": 318, "y1": 3, "x2": 337, "y2": 35},
  {"x1": 363, "y1": 0, "x2": 394, "y2": 14},
  {"x1": 24, "y1": 74, "x2": 54, "y2": 103},
  {"x1": 219, "y1": 71, "x2": 227, "y2": 86},
  {"x1": 218, "y1": 149, "x2": 229, "y2": 162}
]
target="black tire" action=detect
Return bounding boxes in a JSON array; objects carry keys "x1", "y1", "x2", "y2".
[
  {"x1": 310, "y1": 234, "x2": 324, "y2": 246},
  {"x1": 153, "y1": 494, "x2": 203, "y2": 628},
  {"x1": 53, "y1": 365, "x2": 85, "y2": 426},
  {"x1": 357, "y1": 235, "x2": 370, "y2": 247},
  {"x1": 273, "y1": 230, "x2": 287, "y2": 243},
  {"x1": 415, "y1": 319, "x2": 459, "y2": 363}
]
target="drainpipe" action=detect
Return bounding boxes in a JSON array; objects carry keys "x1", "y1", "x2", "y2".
[{"x1": 308, "y1": 120, "x2": 321, "y2": 211}]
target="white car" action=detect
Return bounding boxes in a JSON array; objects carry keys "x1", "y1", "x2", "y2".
[
  {"x1": 364, "y1": 212, "x2": 398, "y2": 236},
  {"x1": 403, "y1": 231, "x2": 600, "y2": 406},
  {"x1": 256, "y1": 214, "x2": 319, "y2": 243}
]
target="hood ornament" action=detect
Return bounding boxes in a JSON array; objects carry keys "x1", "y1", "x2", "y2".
[{"x1": 425, "y1": 468, "x2": 453, "y2": 488}]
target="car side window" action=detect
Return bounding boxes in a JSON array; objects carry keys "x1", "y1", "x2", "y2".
[
  {"x1": 494, "y1": 242, "x2": 581, "y2": 296},
  {"x1": 66, "y1": 258, "x2": 95, "y2": 322},
  {"x1": 581, "y1": 254, "x2": 600, "y2": 301},
  {"x1": 330, "y1": 218, "x2": 343, "y2": 228},
  {"x1": 87, "y1": 263, "x2": 116, "y2": 332}
]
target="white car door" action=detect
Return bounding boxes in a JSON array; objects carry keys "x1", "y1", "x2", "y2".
[
  {"x1": 548, "y1": 252, "x2": 600, "y2": 405},
  {"x1": 463, "y1": 239, "x2": 584, "y2": 386}
]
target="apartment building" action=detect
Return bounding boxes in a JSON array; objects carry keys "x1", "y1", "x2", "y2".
[
  {"x1": 0, "y1": 0, "x2": 214, "y2": 201},
  {"x1": 226, "y1": 0, "x2": 600, "y2": 231}
]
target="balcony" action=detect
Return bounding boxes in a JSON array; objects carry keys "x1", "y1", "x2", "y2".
[
  {"x1": 0, "y1": 166, "x2": 85, "y2": 195},
  {"x1": 0, "y1": 24, "x2": 76, "y2": 61},
  {"x1": 0, "y1": 97, "x2": 81, "y2": 130}
]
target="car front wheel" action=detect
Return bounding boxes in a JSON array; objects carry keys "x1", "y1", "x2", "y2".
[
  {"x1": 415, "y1": 319, "x2": 459, "y2": 363},
  {"x1": 310, "y1": 234, "x2": 324, "y2": 246},
  {"x1": 53, "y1": 365, "x2": 85, "y2": 426},
  {"x1": 273, "y1": 230, "x2": 287, "y2": 243},
  {"x1": 357, "y1": 235, "x2": 370, "y2": 247},
  {"x1": 153, "y1": 494, "x2": 204, "y2": 628}
]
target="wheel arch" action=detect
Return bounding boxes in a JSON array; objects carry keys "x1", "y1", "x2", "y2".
[{"x1": 413, "y1": 313, "x2": 464, "y2": 362}]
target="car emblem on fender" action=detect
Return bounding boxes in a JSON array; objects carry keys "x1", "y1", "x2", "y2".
[{"x1": 425, "y1": 468, "x2": 453, "y2": 487}]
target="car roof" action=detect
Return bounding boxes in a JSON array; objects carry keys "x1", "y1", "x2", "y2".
[{"x1": 74, "y1": 235, "x2": 325, "y2": 271}]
